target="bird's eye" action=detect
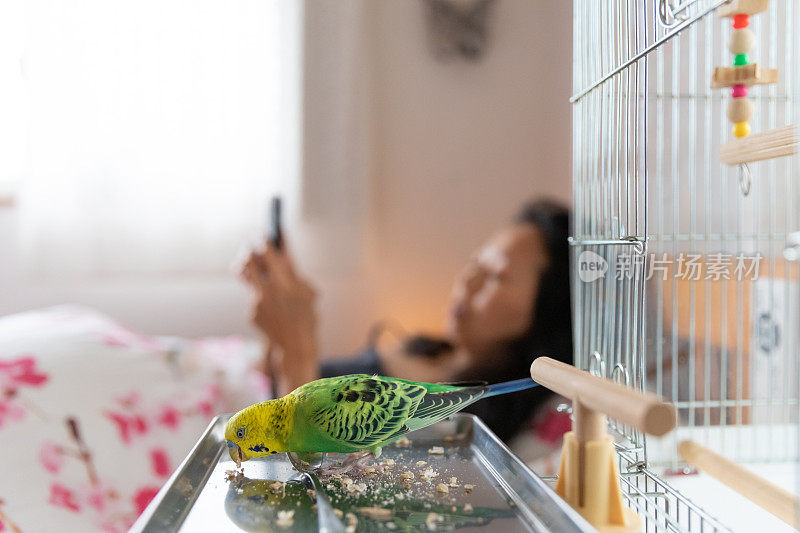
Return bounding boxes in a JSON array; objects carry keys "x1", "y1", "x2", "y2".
[{"x1": 236, "y1": 427, "x2": 245, "y2": 440}]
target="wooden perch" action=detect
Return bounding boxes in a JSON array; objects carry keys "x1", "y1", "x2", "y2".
[
  {"x1": 712, "y1": 64, "x2": 778, "y2": 89},
  {"x1": 720, "y1": 124, "x2": 798, "y2": 165},
  {"x1": 679, "y1": 440, "x2": 800, "y2": 528},
  {"x1": 530, "y1": 357, "x2": 676, "y2": 532},
  {"x1": 531, "y1": 357, "x2": 675, "y2": 436},
  {"x1": 719, "y1": 125, "x2": 798, "y2": 166},
  {"x1": 717, "y1": 0, "x2": 770, "y2": 18}
]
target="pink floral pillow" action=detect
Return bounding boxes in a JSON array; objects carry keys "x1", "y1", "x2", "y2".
[{"x1": 0, "y1": 306, "x2": 265, "y2": 532}]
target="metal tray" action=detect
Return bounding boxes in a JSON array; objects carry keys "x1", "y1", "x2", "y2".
[{"x1": 130, "y1": 413, "x2": 593, "y2": 532}]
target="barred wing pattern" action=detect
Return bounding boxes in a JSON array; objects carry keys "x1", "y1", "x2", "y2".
[
  {"x1": 305, "y1": 375, "x2": 490, "y2": 449},
  {"x1": 405, "y1": 387, "x2": 487, "y2": 431},
  {"x1": 308, "y1": 376, "x2": 426, "y2": 448}
]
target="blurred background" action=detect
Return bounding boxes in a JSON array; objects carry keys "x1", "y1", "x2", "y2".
[{"x1": 0, "y1": 0, "x2": 571, "y2": 356}]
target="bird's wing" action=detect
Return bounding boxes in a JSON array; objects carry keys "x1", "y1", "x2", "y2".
[
  {"x1": 404, "y1": 386, "x2": 487, "y2": 431},
  {"x1": 305, "y1": 375, "x2": 427, "y2": 448}
]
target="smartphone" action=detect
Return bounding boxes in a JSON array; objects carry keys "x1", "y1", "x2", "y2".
[{"x1": 267, "y1": 196, "x2": 283, "y2": 250}]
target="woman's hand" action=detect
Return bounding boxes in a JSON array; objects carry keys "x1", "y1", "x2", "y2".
[
  {"x1": 241, "y1": 242, "x2": 317, "y2": 352},
  {"x1": 241, "y1": 240, "x2": 320, "y2": 393}
]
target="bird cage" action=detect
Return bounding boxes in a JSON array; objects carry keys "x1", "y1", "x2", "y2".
[{"x1": 570, "y1": 0, "x2": 799, "y2": 531}]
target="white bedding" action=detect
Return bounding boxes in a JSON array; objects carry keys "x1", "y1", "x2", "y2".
[{"x1": 0, "y1": 305, "x2": 265, "y2": 532}]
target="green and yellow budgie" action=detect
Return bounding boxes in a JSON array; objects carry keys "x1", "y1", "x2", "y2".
[{"x1": 225, "y1": 374, "x2": 537, "y2": 467}]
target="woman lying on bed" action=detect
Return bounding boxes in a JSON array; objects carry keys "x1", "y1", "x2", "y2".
[{"x1": 240, "y1": 200, "x2": 572, "y2": 443}]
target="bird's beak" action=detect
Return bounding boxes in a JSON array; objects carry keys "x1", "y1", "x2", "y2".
[{"x1": 226, "y1": 441, "x2": 249, "y2": 468}]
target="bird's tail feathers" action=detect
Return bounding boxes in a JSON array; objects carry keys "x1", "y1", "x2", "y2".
[{"x1": 484, "y1": 377, "x2": 538, "y2": 398}]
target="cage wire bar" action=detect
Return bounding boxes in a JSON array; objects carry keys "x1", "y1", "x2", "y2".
[{"x1": 571, "y1": 0, "x2": 800, "y2": 531}]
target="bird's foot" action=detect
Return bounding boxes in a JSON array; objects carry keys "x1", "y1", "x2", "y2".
[
  {"x1": 317, "y1": 451, "x2": 375, "y2": 476},
  {"x1": 287, "y1": 451, "x2": 326, "y2": 473}
]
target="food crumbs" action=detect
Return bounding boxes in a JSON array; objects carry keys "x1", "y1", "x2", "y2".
[
  {"x1": 421, "y1": 467, "x2": 439, "y2": 481},
  {"x1": 275, "y1": 510, "x2": 294, "y2": 528},
  {"x1": 416, "y1": 461, "x2": 427, "y2": 466},
  {"x1": 425, "y1": 512, "x2": 444, "y2": 531},
  {"x1": 345, "y1": 512, "x2": 358, "y2": 533},
  {"x1": 395, "y1": 437, "x2": 412, "y2": 448},
  {"x1": 175, "y1": 477, "x2": 194, "y2": 496},
  {"x1": 464, "y1": 484, "x2": 475, "y2": 493},
  {"x1": 436, "y1": 483, "x2": 449, "y2": 493},
  {"x1": 358, "y1": 507, "x2": 393, "y2": 520},
  {"x1": 449, "y1": 477, "x2": 458, "y2": 487},
  {"x1": 269, "y1": 481, "x2": 285, "y2": 494},
  {"x1": 401, "y1": 471, "x2": 415, "y2": 480},
  {"x1": 428, "y1": 446, "x2": 445, "y2": 455},
  {"x1": 224, "y1": 470, "x2": 242, "y2": 482}
]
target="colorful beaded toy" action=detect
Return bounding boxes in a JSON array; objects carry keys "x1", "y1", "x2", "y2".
[
  {"x1": 710, "y1": 0, "x2": 794, "y2": 194},
  {"x1": 728, "y1": 12, "x2": 754, "y2": 139}
]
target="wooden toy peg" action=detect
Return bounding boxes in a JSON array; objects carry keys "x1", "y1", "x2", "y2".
[{"x1": 717, "y1": 0, "x2": 770, "y2": 18}]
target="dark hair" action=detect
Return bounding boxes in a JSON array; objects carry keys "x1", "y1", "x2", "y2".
[{"x1": 403, "y1": 199, "x2": 573, "y2": 441}]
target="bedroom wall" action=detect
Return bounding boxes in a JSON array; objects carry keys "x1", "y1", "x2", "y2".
[{"x1": 0, "y1": 0, "x2": 572, "y2": 356}]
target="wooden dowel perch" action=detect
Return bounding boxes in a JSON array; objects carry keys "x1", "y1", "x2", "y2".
[
  {"x1": 720, "y1": 124, "x2": 798, "y2": 165},
  {"x1": 530, "y1": 357, "x2": 677, "y2": 533},
  {"x1": 679, "y1": 440, "x2": 800, "y2": 528},
  {"x1": 531, "y1": 357, "x2": 675, "y2": 436}
]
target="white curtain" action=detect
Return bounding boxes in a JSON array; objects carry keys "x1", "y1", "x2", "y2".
[{"x1": 16, "y1": 0, "x2": 301, "y2": 276}]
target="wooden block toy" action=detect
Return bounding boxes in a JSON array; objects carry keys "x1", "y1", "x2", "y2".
[{"x1": 717, "y1": 0, "x2": 769, "y2": 18}]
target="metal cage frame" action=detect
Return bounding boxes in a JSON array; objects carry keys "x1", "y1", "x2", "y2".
[{"x1": 570, "y1": 0, "x2": 800, "y2": 531}]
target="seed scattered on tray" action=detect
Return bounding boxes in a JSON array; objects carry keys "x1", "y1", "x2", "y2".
[
  {"x1": 401, "y1": 471, "x2": 415, "y2": 480},
  {"x1": 224, "y1": 470, "x2": 243, "y2": 482},
  {"x1": 436, "y1": 483, "x2": 449, "y2": 493},
  {"x1": 358, "y1": 506, "x2": 393, "y2": 520},
  {"x1": 428, "y1": 446, "x2": 445, "y2": 455},
  {"x1": 275, "y1": 510, "x2": 294, "y2": 528},
  {"x1": 306, "y1": 489, "x2": 316, "y2": 498},
  {"x1": 420, "y1": 467, "x2": 439, "y2": 481},
  {"x1": 175, "y1": 477, "x2": 194, "y2": 496},
  {"x1": 395, "y1": 436, "x2": 412, "y2": 447},
  {"x1": 426, "y1": 512, "x2": 444, "y2": 530},
  {"x1": 416, "y1": 460, "x2": 427, "y2": 466},
  {"x1": 269, "y1": 481, "x2": 285, "y2": 494},
  {"x1": 345, "y1": 512, "x2": 358, "y2": 533},
  {"x1": 449, "y1": 477, "x2": 459, "y2": 487},
  {"x1": 464, "y1": 484, "x2": 474, "y2": 493},
  {"x1": 345, "y1": 482, "x2": 368, "y2": 495},
  {"x1": 381, "y1": 458, "x2": 395, "y2": 469}
]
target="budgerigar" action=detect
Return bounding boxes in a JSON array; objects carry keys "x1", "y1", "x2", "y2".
[{"x1": 225, "y1": 374, "x2": 538, "y2": 467}]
